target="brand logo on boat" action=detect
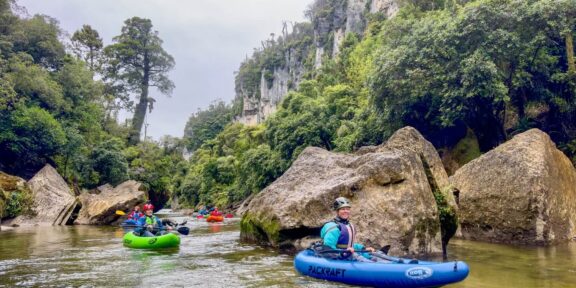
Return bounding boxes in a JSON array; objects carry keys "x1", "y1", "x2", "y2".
[
  {"x1": 405, "y1": 267, "x2": 433, "y2": 280},
  {"x1": 124, "y1": 239, "x2": 132, "y2": 244},
  {"x1": 308, "y1": 265, "x2": 346, "y2": 278},
  {"x1": 148, "y1": 238, "x2": 158, "y2": 244}
]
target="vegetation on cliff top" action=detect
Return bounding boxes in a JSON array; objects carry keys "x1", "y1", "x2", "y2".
[{"x1": 178, "y1": 0, "x2": 576, "y2": 210}]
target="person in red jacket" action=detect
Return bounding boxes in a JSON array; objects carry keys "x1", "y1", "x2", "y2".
[
  {"x1": 127, "y1": 205, "x2": 143, "y2": 221},
  {"x1": 210, "y1": 207, "x2": 222, "y2": 216}
]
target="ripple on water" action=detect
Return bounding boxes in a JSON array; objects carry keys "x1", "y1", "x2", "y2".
[{"x1": 2, "y1": 218, "x2": 575, "y2": 287}]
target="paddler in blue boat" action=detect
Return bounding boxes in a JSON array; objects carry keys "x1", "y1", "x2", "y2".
[
  {"x1": 319, "y1": 197, "x2": 385, "y2": 262},
  {"x1": 135, "y1": 203, "x2": 172, "y2": 237},
  {"x1": 127, "y1": 204, "x2": 143, "y2": 221}
]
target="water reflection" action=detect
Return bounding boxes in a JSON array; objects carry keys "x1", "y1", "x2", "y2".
[
  {"x1": 0, "y1": 219, "x2": 575, "y2": 288},
  {"x1": 447, "y1": 239, "x2": 576, "y2": 288}
]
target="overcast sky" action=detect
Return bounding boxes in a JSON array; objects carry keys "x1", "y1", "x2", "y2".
[{"x1": 18, "y1": 0, "x2": 312, "y2": 140}]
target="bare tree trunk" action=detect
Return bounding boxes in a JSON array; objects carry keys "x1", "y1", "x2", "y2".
[
  {"x1": 566, "y1": 32, "x2": 576, "y2": 74},
  {"x1": 129, "y1": 53, "x2": 150, "y2": 145}
]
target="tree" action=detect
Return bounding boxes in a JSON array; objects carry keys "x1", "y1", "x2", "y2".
[
  {"x1": 183, "y1": 101, "x2": 233, "y2": 152},
  {"x1": 90, "y1": 138, "x2": 128, "y2": 186},
  {"x1": 11, "y1": 15, "x2": 65, "y2": 68},
  {"x1": 0, "y1": 105, "x2": 66, "y2": 176},
  {"x1": 71, "y1": 25, "x2": 103, "y2": 71},
  {"x1": 104, "y1": 17, "x2": 175, "y2": 145}
]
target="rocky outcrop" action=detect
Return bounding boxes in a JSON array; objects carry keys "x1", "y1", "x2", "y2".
[
  {"x1": 241, "y1": 128, "x2": 448, "y2": 256},
  {"x1": 237, "y1": 0, "x2": 401, "y2": 126},
  {"x1": 74, "y1": 180, "x2": 146, "y2": 225},
  {"x1": 450, "y1": 129, "x2": 576, "y2": 245},
  {"x1": 382, "y1": 127, "x2": 459, "y2": 255},
  {"x1": 6, "y1": 165, "x2": 77, "y2": 226},
  {"x1": 370, "y1": 0, "x2": 400, "y2": 17}
]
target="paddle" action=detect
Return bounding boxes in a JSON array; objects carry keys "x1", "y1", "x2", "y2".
[
  {"x1": 116, "y1": 210, "x2": 126, "y2": 216},
  {"x1": 316, "y1": 246, "x2": 414, "y2": 264},
  {"x1": 121, "y1": 225, "x2": 190, "y2": 236}
]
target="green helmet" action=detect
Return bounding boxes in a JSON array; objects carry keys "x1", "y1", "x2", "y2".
[{"x1": 333, "y1": 197, "x2": 351, "y2": 210}]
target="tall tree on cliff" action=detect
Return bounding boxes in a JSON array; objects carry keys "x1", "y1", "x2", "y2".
[
  {"x1": 104, "y1": 17, "x2": 175, "y2": 144},
  {"x1": 71, "y1": 25, "x2": 103, "y2": 72}
]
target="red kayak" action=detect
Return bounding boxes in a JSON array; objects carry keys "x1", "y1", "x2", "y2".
[{"x1": 206, "y1": 215, "x2": 224, "y2": 222}]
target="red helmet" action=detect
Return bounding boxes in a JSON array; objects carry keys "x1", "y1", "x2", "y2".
[{"x1": 143, "y1": 203, "x2": 154, "y2": 211}]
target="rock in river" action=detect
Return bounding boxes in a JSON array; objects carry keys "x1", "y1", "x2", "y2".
[{"x1": 450, "y1": 129, "x2": 576, "y2": 245}]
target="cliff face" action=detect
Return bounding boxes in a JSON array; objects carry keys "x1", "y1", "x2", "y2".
[{"x1": 236, "y1": 0, "x2": 400, "y2": 125}]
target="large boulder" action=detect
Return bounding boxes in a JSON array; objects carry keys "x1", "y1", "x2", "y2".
[
  {"x1": 5, "y1": 165, "x2": 77, "y2": 226},
  {"x1": 74, "y1": 180, "x2": 146, "y2": 225},
  {"x1": 241, "y1": 142, "x2": 443, "y2": 256},
  {"x1": 450, "y1": 129, "x2": 576, "y2": 245},
  {"x1": 382, "y1": 127, "x2": 457, "y2": 206}
]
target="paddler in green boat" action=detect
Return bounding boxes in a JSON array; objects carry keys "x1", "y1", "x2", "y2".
[{"x1": 135, "y1": 203, "x2": 172, "y2": 237}]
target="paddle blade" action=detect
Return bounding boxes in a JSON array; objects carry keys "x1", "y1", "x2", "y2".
[
  {"x1": 380, "y1": 244, "x2": 391, "y2": 255},
  {"x1": 177, "y1": 226, "x2": 190, "y2": 235},
  {"x1": 116, "y1": 210, "x2": 126, "y2": 216},
  {"x1": 225, "y1": 214, "x2": 233, "y2": 218}
]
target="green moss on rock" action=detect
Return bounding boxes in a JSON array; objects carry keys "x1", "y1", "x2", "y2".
[
  {"x1": 0, "y1": 172, "x2": 34, "y2": 219},
  {"x1": 240, "y1": 211, "x2": 282, "y2": 246}
]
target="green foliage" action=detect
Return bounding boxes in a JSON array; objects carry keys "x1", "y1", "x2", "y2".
[
  {"x1": 90, "y1": 138, "x2": 129, "y2": 186},
  {"x1": 235, "y1": 145, "x2": 286, "y2": 202},
  {"x1": 124, "y1": 139, "x2": 187, "y2": 205},
  {"x1": 6, "y1": 53, "x2": 65, "y2": 111},
  {"x1": 369, "y1": 0, "x2": 576, "y2": 151},
  {"x1": 10, "y1": 15, "x2": 65, "y2": 68},
  {"x1": 4, "y1": 190, "x2": 34, "y2": 218},
  {"x1": 0, "y1": 2, "x2": 186, "y2": 211},
  {"x1": 0, "y1": 105, "x2": 66, "y2": 174},
  {"x1": 71, "y1": 25, "x2": 103, "y2": 71},
  {"x1": 183, "y1": 101, "x2": 233, "y2": 152},
  {"x1": 104, "y1": 17, "x2": 175, "y2": 144}
]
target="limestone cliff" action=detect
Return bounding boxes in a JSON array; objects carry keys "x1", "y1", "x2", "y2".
[{"x1": 236, "y1": 0, "x2": 400, "y2": 125}]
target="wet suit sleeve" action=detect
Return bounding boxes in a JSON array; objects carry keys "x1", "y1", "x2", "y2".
[
  {"x1": 353, "y1": 243, "x2": 372, "y2": 258},
  {"x1": 320, "y1": 222, "x2": 340, "y2": 250},
  {"x1": 135, "y1": 216, "x2": 146, "y2": 234},
  {"x1": 155, "y1": 216, "x2": 164, "y2": 230}
]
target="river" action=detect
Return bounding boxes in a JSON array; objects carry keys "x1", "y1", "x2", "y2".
[{"x1": 1, "y1": 216, "x2": 575, "y2": 287}]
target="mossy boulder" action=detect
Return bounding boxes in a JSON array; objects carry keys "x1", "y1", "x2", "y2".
[
  {"x1": 6, "y1": 164, "x2": 77, "y2": 226},
  {"x1": 451, "y1": 129, "x2": 576, "y2": 245},
  {"x1": 240, "y1": 127, "x2": 446, "y2": 256},
  {"x1": 0, "y1": 171, "x2": 33, "y2": 220}
]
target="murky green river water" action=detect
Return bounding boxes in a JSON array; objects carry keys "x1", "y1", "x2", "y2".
[{"x1": 1, "y1": 216, "x2": 575, "y2": 287}]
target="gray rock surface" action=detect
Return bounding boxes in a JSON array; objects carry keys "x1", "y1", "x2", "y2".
[
  {"x1": 6, "y1": 165, "x2": 77, "y2": 226},
  {"x1": 74, "y1": 180, "x2": 146, "y2": 225},
  {"x1": 241, "y1": 128, "x2": 446, "y2": 256},
  {"x1": 450, "y1": 129, "x2": 576, "y2": 245}
]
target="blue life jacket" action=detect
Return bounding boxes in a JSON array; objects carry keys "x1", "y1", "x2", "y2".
[
  {"x1": 335, "y1": 221, "x2": 356, "y2": 249},
  {"x1": 323, "y1": 219, "x2": 356, "y2": 249}
]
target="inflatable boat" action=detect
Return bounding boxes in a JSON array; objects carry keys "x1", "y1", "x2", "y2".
[
  {"x1": 122, "y1": 232, "x2": 180, "y2": 249},
  {"x1": 294, "y1": 249, "x2": 469, "y2": 287}
]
